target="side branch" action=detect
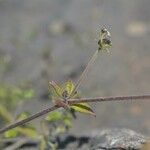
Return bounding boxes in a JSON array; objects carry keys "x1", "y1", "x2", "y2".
[
  {"x1": 68, "y1": 95, "x2": 150, "y2": 104},
  {"x1": 0, "y1": 95, "x2": 150, "y2": 134},
  {"x1": 0, "y1": 105, "x2": 59, "y2": 134}
]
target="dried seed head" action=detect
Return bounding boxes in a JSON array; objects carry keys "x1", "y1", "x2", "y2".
[
  {"x1": 102, "y1": 38, "x2": 112, "y2": 45},
  {"x1": 101, "y1": 28, "x2": 107, "y2": 33},
  {"x1": 98, "y1": 28, "x2": 112, "y2": 51},
  {"x1": 101, "y1": 28, "x2": 108, "y2": 34},
  {"x1": 101, "y1": 28, "x2": 111, "y2": 37}
]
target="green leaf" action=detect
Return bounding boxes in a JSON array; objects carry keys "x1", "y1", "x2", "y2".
[
  {"x1": 23, "y1": 89, "x2": 34, "y2": 99},
  {"x1": 45, "y1": 111, "x2": 62, "y2": 122},
  {"x1": 62, "y1": 80, "x2": 74, "y2": 96},
  {"x1": 0, "y1": 104, "x2": 13, "y2": 122},
  {"x1": 49, "y1": 81, "x2": 62, "y2": 98},
  {"x1": 63, "y1": 118, "x2": 72, "y2": 127},
  {"x1": 71, "y1": 103, "x2": 96, "y2": 116},
  {"x1": 4, "y1": 129, "x2": 18, "y2": 138},
  {"x1": 16, "y1": 127, "x2": 38, "y2": 138},
  {"x1": 49, "y1": 80, "x2": 78, "y2": 99}
]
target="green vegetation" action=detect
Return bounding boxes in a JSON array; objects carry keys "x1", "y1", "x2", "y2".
[{"x1": 0, "y1": 28, "x2": 112, "y2": 150}]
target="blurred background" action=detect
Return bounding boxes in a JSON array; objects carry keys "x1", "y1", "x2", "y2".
[{"x1": 0, "y1": 0, "x2": 150, "y2": 136}]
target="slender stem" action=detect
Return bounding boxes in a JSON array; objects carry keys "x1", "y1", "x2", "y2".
[
  {"x1": 68, "y1": 95, "x2": 150, "y2": 104},
  {"x1": 69, "y1": 50, "x2": 99, "y2": 98},
  {"x1": 0, "y1": 105, "x2": 58, "y2": 134},
  {"x1": 0, "y1": 95, "x2": 150, "y2": 134}
]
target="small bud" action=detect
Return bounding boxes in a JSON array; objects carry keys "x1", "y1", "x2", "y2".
[{"x1": 62, "y1": 90, "x2": 69, "y2": 99}]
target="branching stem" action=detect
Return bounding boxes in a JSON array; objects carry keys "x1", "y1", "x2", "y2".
[{"x1": 0, "y1": 95, "x2": 150, "y2": 134}]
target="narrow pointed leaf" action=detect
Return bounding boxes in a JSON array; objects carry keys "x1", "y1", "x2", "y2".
[
  {"x1": 61, "y1": 80, "x2": 75, "y2": 97},
  {"x1": 45, "y1": 111, "x2": 62, "y2": 122},
  {"x1": 49, "y1": 81, "x2": 62, "y2": 98},
  {"x1": 71, "y1": 103, "x2": 96, "y2": 116},
  {"x1": 65, "y1": 80, "x2": 74, "y2": 95}
]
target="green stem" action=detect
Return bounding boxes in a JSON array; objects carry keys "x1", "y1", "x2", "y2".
[{"x1": 69, "y1": 50, "x2": 99, "y2": 98}]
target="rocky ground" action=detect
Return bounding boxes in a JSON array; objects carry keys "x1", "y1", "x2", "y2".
[{"x1": 3, "y1": 128, "x2": 149, "y2": 150}]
